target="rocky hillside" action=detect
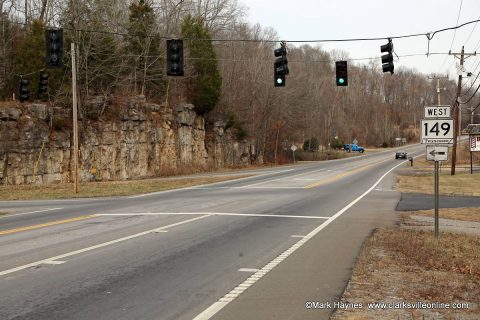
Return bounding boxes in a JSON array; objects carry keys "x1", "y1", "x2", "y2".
[{"x1": 0, "y1": 97, "x2": 255, "y2": 185}]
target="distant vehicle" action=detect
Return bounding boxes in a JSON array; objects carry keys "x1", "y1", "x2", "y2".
[
  {"x1": 395, "y1": 151, "x2": 407, "y2": 159},
  {"x1": 343, "y1": 144, "x2": 365, "y2": 153}
]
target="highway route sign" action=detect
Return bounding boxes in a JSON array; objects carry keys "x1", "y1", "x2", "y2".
[
  {"x1": 426, "y1": 145, "x2": 448, "y2": 161},
  {"x1": 420, "y1": 119, "x2": 454, "y2": 145}
]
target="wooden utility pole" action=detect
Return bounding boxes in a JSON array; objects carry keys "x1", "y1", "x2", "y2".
[
  {"x1": 428, "y1": 75, "x2": 448, "y2": 105},
  {"x1": 449, "y1": 47, "x2": 476, "y2": 175},
  {"x1": 71, "y1": 43, "x2": 79, "y2": 193}
]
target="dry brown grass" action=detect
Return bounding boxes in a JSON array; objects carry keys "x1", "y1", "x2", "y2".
[
  {"x1": 0, "y1": 175, "x2": 251, "y2": 200},
  {"x1": 396, "y1": 156, "x2": 480, "y2": 196},
  {"x1": 332, "y1": 228, "x2": 480, "y2": 320},
  {"x1": 404, "y1": 207, "x2": 480, "y2": 223}
]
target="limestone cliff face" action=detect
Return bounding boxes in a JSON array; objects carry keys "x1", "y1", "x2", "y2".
[{"x1": 0, "y1": 98, "x2": 255, "y2": 185}]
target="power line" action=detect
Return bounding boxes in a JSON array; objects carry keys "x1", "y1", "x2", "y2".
[
  {"x1": 9, "y1": 17, "x2": 480, "y2": 44},
  {"x1": 439, "y1": 0, "x2": 463, "y2": 72}
]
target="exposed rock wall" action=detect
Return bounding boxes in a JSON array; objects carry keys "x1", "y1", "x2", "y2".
[{"x1": 0, "y1": 98, "x2": 255, "y2": 185}]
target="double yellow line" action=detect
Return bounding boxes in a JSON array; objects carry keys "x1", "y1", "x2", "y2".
[
  {"x1": 304, "y1": 158, "x2": 391, "y2": 189},
  {"x1": 0, "y1": 215, "x2": 94, "y2": 236}
]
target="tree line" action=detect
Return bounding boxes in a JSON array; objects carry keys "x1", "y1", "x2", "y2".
[{"x1": 0, "y1": 0, "x2": 466, "y2": 163}]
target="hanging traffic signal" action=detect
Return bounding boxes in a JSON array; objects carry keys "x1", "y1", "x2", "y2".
[
  {"x1": 274, "y1": 42, "x2": 288, "y2": 87},
  {"x1": 380, "y1": 38, "x2": 394, "y2": 74},
  {"x1": 19, "y1": 79, "x2": 29, "y2": 102},
  {"x1": 39, "y1": 72, "x2": 48, "y2": 99},
  {"x1": 166, "y1": 39, "x2": 184, "y2": 76},
  {"x1": 45, "y1": 29, "x2": 64, "y2": 68},
  {"x1": 335, "y1": 61, "x2": 348, "y2": 86}
]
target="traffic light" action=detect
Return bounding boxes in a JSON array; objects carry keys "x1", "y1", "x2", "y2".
[
  {"x1": 19, "y1": 79, "x2": 29, "y2": 102},
  {"x1": 45, "y1": 29, "x2": 64, "y2": 68},
  {"x1": 335, "y1": 61, "x2": 348, "y2": 86},
  {"x1": 380, "y1": 38, "x2": 394, "y2": 74},
  {"x1": 166, "y1": 39, "x2": 184, "y2": 76},
  {"x1": 39, "y1": 72, "x2": 48, "y2": 99},
  {"x1": 274, "y1": 42, "x2": 288, "y2": 87}
]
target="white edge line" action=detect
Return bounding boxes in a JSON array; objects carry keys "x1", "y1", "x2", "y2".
[
  {"x1": 193, "y1": 160, "x2": 408, "y2": 320},
  {"x1": 0, "y1": 214, "x2": 211, "y2": 277},
  {"x1": 94, "y1": 212, "x2": 329, "y2": 220},
  {"x1": 0, "y1": 207, "x2": 63, "y2": 219},
  {"x1": 239, "y1": 167, "x2": 331, "y2": 188},
  {"x1": 127, "y1": 169, "x2": 295, "y2": 199}
]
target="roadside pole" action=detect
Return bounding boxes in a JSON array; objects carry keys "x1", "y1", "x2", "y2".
[
  {"x1": 434, "y1": 161, "x2": 439, "y2": 239},
  {"x1": 449, "y1": 47, "x2": 476, "y2": 175},
  {"x1": 71, "y1": 43, "x2": 79, "y2": 193}
]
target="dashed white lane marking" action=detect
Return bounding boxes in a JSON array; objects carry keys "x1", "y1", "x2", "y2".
[
  {"x1": 41, "y1": 260, "x2": 65, "y2": 265},
  {"x1": 0, "y1": 215, "x2": 211, "y2": 277},
  {"x1": 290, "y1": 235, "x2": 305, "y2": 238},
  {"x1": 238, "y1": 268, "x2": 259, "y2": 273},
  {"x1": 0, "y1": 208, "x2": 63, "y2": 219},
  {"x1": 94, "y1": 212, "x2": 329, "y2": 220},
  {"x1": 193, "y1": 160, "x2": 408, "y2": 320}
]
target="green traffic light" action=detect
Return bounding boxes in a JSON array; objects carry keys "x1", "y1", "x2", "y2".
[
  {"x1": 276, "y1": 78, "x2": 283, "y2": 84},
  {"x1": 338, "y1": 78, "x2": 345, "y2": 84}
]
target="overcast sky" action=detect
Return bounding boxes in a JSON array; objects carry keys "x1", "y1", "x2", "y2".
[{"x1": 239, "y1": 0, "x2": 480, "y2": 81}]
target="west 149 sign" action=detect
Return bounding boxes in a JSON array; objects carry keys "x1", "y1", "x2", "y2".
[{"x1": 420, "y1": 106, "x2": 454, "y2": 145}]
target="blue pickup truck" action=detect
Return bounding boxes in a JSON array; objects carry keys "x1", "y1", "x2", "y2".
[{"x1": 343, "y1": 144, "x2": 365, "y2": 153}]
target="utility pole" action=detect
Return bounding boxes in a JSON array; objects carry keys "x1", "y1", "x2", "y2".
[
  {"x1": 71, "y1": 43, "x2": 79, "y2": 193},
  {"x1": 450, "y1": 47, "x2": 476, "y2": 175},
  {"x1": 428, "y1": 75, "x2": 448, "y2": 105}
]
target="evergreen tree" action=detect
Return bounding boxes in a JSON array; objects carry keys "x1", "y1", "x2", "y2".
[
  {"x1": 181, "y1": 15, "x2": 222, "y2": 115},
  {"x1": 126, "y1": 0, "x2": 164, "y2": 97},
  {"x1": 5, "y1": 20, "x2": 63, "y2": 101}
]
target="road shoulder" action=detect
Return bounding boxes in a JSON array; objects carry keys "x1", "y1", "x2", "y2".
[{"x1": 209, "y1": 171, "x2": 401, "y2": 319}]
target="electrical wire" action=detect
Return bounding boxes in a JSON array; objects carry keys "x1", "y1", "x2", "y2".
[
  {"x1": 439, "y1": 0, "x2": 463, "y2": 73},
  {"x1": 462, "y1": 82, "x2": 480, "y2": 104},
  {"x1": 8, "y1": 16, "x2": 480, "y2": 44}
]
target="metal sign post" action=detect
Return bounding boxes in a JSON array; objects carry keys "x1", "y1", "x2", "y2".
[
  {"x1": 421, "y1": 105, "x2": 454, "y2": 239},
  {"x1": 434, "y1": 161, "x2": 439, "y2": 239}
]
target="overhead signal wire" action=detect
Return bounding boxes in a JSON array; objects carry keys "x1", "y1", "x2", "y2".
[{"x1": 8, "y1": 17, "x2": 480, "y2": 44}]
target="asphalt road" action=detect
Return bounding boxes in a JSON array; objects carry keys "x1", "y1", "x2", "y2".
[{"x1": 0, "y1": 145, "x2": 424, "y2": 320}]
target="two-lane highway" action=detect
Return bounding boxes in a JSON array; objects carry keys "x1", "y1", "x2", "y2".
[{"x1": 0, "y1": 145, "x2": 424, "y2": 320}]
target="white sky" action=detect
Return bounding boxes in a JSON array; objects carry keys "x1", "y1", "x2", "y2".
[{"x1": 239, "y1": 0, "x2": 480, "y2": 80}]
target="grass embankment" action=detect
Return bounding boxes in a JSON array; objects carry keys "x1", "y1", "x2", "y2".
[
  {"x1": 0, "y1": 175, "x2": 251, "y2": 200},
  {"x1": 332, "y1": 156, "x2": 480, "y2": 319},
  {"x1": 332, "y1": 228, "x2": 480, "y2": 320},
  {"x1": 396, "y1": 156, "x2": 480, "y2": 196}
]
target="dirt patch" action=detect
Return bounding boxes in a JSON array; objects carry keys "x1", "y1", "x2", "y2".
[
  {"x1": 331, "y1": 228, "x2": 480, "y2": 320},
  {"x1": 0, "y1": 175, "x2": 252, "y2": 200}
]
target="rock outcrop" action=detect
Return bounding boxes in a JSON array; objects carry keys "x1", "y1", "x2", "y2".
[{"x1": 0, "y1": 98, "x2": 255, "y2": 185}]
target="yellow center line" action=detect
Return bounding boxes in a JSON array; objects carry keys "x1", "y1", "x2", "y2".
[
  {"x1": 304, "y1": 158, "x2": 391, "y2": 189},
  {"x1": 0, "y1": 215, "x2": 95, "y2": 236}
]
